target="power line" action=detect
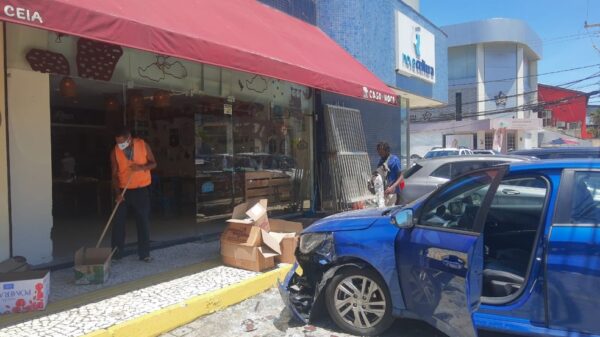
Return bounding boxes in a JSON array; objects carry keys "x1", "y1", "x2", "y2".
[
  {"x1": 415, "y1": 91, "x2": 600, "y2": 128},
  {"x1": 449, "y1": 63, "x2": 600, "y2": 87},
  {"x1": 441, "y1": 73, "x2": 600, "y2": 108}
]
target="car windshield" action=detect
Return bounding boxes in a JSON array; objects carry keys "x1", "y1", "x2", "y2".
[{"x1": 424, "y1": 150, "x2": 460, "y2": 158}]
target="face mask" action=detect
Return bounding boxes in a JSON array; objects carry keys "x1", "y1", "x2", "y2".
[{"x1": 117, "y1": 138, "x2": 131, "y2": 150}]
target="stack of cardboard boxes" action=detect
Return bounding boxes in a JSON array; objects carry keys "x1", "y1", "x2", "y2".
[{"x1": 220, "y1": 199, "x2": 303, "y2": 272}]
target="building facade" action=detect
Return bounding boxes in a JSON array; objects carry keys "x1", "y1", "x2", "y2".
[
  {"x1": 538, "y1": 84, "x2": 593, "y2": 141},
  {"x1": 0, "y1": 1, "x2": 402, "y2": 265},
  {"x1": 261, "y1": 0, "x2": 448, "y2": 168},
  {"x1": 411, "y1": 18, "x2": 543, "y2": 155}
]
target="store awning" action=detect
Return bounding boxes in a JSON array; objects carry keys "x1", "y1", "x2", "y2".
[{"x1": 0, "y1": 0, "x2": 397, "y2": 105}]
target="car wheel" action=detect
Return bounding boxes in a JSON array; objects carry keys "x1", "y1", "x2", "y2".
[{"x1": 325, "y1": 267, "x2": 394, "y2": 336}]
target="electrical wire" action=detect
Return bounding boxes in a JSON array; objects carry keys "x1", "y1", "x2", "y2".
[
  {"x1": 440, "y1": 73, "x2": 600, "y2": 107},
  {"x1": 449, "y1": 63, "x2": 600, "y2": 87},
  {"x1": 414, "y1": 91, "x2": 600, "y2": 130}
]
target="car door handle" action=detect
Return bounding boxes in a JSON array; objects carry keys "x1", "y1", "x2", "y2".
[
  {"x1": 441, "y1": 256, "x2": 465, "y2": 270},
  {"x1": 502, "y1": 188, "x2": 520, "y2": 195}
]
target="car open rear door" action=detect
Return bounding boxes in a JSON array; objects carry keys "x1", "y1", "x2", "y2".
[{"x1": 395, "y1": 167, "x2": 506, "y2": 337}]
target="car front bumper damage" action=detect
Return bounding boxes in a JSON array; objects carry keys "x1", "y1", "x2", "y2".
[{"x1": 278, "y1": 252, "x2": 364, "y2": 323}]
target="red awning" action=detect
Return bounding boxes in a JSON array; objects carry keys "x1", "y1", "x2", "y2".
[{"x1": 0, "y1": 0, "x2": 396, "y2": 104}]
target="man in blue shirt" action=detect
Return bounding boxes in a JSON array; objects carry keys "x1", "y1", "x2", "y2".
[{"x1": 376, "y1": 142, "x2": 404, "y2": 205}]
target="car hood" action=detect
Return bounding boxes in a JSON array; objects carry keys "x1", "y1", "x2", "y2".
[{"x1": 304, "y1": 207, "x2": 400, "y2": 233}]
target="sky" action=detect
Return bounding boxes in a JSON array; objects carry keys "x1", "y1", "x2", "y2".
[{"x1": 421, "y1": 0, "x2": 600, "y2": 104}]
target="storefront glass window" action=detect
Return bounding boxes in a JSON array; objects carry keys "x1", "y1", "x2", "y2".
[{"x1": 6, "y1": 23, "x2": 313, "y2": 259}]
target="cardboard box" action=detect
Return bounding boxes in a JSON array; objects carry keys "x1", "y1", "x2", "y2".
[
  {"x1": 73, "y1": 247, "x2": 113, "y2": 285},
  {"x1": 269, "y1": 232, "x2": 298, "y2": 264},
  {"x1": 226, "y1": 199, "x2": 270, "y2": 231},
  {"x1": 268, "y1": 219, "x2": 303, "y2": 264},
  {"x1": 220, "y1": 200, "x2": 305, "y2": 270},
  {"x1": 221, "y1": 242, "x2": 278, "y2": 272},
  {"x1": 221, "y1": 199, "x2": 283, "y2": 272},
  {"x1": 0, "y1": 270, "x2": 50, "y2": 314},
  {"x1": 0, "y1": 257, "x2": 30, "y2": 274},
  {"x1": 220, "y1": 221, "x2": 282, "y2": 272}
]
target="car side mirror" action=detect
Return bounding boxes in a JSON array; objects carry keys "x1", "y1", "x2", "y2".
[{"x1": 392, "y1": 210, "x2": 414, "y2": 229}]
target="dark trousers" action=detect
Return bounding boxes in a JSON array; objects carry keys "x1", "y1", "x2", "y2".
[{"x1": 111, "y1": 187, "x2": 151, "y2": 259}]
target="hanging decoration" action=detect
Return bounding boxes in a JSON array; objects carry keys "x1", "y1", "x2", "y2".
[
  {"x1": 137, "y1": 55, "x2": 188, "y2": 82},
  {"x1": 26, "y1": 49, "x2": 70, "y2": 75},
  {"x1": 245, "y1": 75, "x2": 268, "y2": 93},
  {"x1": 153, "y1": 90, "x2": 171, "y2": 108},
  {"x1": 127, "y1": 89, "x2": 145, "y2": 111},
  {"x1": 104, "y1": 95, "x2": 120, "y2": 112},
  {"x1": 76, "y1": 38, "x2": 123, "y2": 81},
  {"x1": 289, "y1": 87, "x2": 302, "y2": 116},
  {"x1": 303, "y1": 87, "x2": 313, "y2": 100},
  {"x1": 59, "y1": 77, "x2": 77, "y2": 98}
]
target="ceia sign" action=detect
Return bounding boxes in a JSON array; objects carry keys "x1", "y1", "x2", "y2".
[
  {"x1": 2, "y1": 4, "x2": 43, "y2": 24},
  {"x1": 395, "y1": 11, "x2": 435, "y2": 84}
]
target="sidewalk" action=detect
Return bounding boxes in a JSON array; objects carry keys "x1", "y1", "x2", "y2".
[{"x1": 0, "y1": 242, "x2": 292, "y2": 337}]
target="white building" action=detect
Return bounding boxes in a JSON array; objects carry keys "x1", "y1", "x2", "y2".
[{"x1": 411, "y1": 18, "x2": 543, "y2": 156}]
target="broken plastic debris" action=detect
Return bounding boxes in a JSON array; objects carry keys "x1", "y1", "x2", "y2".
[{"x1": 241, "y1": 318, "x2": 257, "y2": 332}]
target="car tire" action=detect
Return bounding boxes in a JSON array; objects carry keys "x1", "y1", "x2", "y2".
[{"x1": 325, "y1": 267, "x2": 394, "y2": 336}]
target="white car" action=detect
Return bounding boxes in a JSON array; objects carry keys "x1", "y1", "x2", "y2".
[{"x1": 423, "y1": 147, "x2": 473, "y2": 159}]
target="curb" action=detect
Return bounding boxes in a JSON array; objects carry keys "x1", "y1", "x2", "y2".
[{"x1": 80, "y1": 265, "x2": 292, "y2": 337}]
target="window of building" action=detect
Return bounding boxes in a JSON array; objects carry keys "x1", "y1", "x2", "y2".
[
  {"x1": 6, "y1": 23, "x2": 314, "y2": 261},
  {"x1": 485, "y1": 132, "x2": 494, "y2": 150},
  {"x1": 507, "y1": 132, "x2": 516, "y2": 151},
  {"x1": 448, "y1": 45, "x2": 477, "y2": 81}
]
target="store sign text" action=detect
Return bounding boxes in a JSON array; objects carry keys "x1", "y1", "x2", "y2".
[
  {"x1": 3, "y1": 5, "x2": 43, "y2": 24},
  {"x1": 396, "y1": 11, "x2": 435, "y2": 84},
  {"x1": 401, "y1": 53, "x2": 434, "y2": 79},
  {"x1": 363, "y1": 87, "x2": 396, "y2": 104},
  {"x1": 0, "y1": 289, "x2": 31, "y2": 298}
]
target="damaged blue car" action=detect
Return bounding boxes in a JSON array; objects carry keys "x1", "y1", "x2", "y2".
[{"x1": 279, "y1": 160, "x2": 600, "y2": 337}]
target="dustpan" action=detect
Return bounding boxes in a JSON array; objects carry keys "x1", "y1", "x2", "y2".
[{"x1": 74, "y1": 177, "x2": 131, "y2": 285}]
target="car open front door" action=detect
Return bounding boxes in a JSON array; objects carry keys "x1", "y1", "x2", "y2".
[{"x1": 395, "y1": 167, "x2": 506, "y2": 337}]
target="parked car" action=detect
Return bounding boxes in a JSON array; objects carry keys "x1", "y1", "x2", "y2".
[
  {"x1": 423, "y1": 147, "x2": 473, "y2": 159},
  {"x1": 472, "y1": 149, "x2": 499, "y2": 155},
  {"x1": 280, "y1": 159, "x2": 600, "y2": 337},
  {"x1": 400, "y1": 155, "x2": 533, "y2": 203},
  {"x1": 510, "y1": 146, "x2": 600, "y2": 159}
]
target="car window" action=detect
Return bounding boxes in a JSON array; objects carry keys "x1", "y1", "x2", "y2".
[
  {"x1": 425, "y1": 150, "x2": 459, "y2": 158},
  {"x1": 403, "y1": 164, "x2": 422, "y2": 179},
  {"x1": 448, "y1": 161, "x2": 505, "y2": 179},
  {"x1": 431, "y1": 163, "x2": 451, "y2": 179},
  {"x1": 420, "y1": 169, "x2": 499, "y2": 231},
  {"x1": 571, "y1": 172, "x2": 600, "y2": 224},
  {"x1": 493, "y1": 176, "x2": 548, "y2": 207}
]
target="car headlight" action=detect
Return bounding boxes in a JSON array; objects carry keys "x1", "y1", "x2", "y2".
[{"x1": 298, "y1": 233, "x2": 333, "y2": 254}]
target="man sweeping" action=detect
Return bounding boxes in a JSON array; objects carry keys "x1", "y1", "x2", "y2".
[{"x1": 111, "y1": 128, "x2": 157, "y2": 262}]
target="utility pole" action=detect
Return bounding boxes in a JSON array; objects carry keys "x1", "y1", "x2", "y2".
[{"x1": 455, "y1": 92, "x2": 462, "y2": 121}]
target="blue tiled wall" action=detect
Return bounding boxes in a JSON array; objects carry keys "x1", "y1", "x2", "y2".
[
  {"x1": 316, "y1": 0, "x2": 448, "y2": 104},
  {"x1": 258, "y1": 0, "x2": 317, "y2": 25}
]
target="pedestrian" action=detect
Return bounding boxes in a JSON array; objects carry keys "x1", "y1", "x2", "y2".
[
  {"x1": 111, "y1": 127, "x2": 157, "y2": 262},
  {"x1": 376, "y1": 142, "x2": 404, "y2": 206}
]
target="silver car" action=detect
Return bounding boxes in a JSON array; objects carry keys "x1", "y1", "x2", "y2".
[{"x1": 399, "y1": 155, "x2": 535, "y2": 203}]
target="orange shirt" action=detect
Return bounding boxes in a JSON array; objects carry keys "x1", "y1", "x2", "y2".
[{"x1": 114, "y1": 138, "x2": 151, "y2": 189}]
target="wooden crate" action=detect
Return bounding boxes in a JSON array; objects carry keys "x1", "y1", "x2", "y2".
[{"x1": 245, "y1": 171, "x2": 292, "y2": 205}]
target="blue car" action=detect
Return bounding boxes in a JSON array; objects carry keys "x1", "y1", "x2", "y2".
[{"x1": 279, "y1": 160, "x2": 600, "y2": 337}]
